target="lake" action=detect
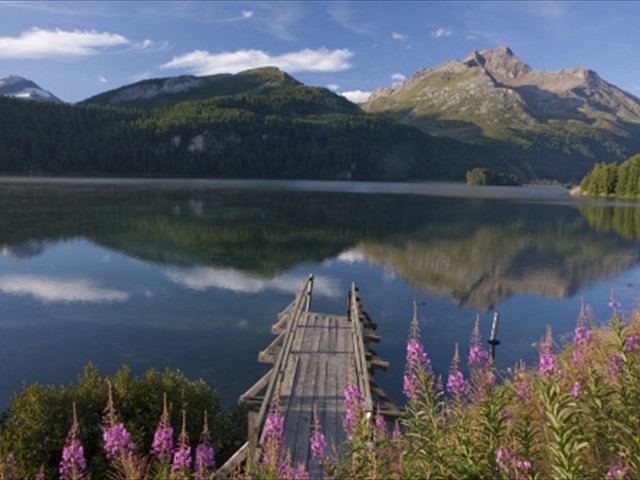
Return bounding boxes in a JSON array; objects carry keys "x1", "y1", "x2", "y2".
[{"x1": 1, "y1": 177, "x2": 640, "y2": 410}]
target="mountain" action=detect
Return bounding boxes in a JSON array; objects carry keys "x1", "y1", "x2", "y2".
[
  {"x1": 363, "y1": 47, "x2": 640, "y2": 181},
  {"x1": 82, "y1": 67, "x2": 359, "y2": 112},
  {"x1": 0, "y1": 75, "x2": 62, "y2": 103},
  {"x1": 0, "y1": 67, "x2": 488, "y2": 180}
]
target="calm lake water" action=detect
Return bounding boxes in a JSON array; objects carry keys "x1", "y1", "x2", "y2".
[{"x1": 1, "y1": 177, "x2": 640, "y2": 410}]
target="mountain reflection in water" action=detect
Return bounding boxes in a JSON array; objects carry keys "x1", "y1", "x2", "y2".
[{"x1": 1, "y1": 178, "x2": 640, "y2": 409}]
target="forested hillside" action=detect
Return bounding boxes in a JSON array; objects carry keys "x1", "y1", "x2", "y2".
[{"x1": 0, "y1": 68, "x2": 493, "y2": 181}]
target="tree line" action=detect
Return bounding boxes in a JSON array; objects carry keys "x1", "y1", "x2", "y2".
[
  {"x1": 0, "y1": 85, "x2": 495, "y2": 181},
  {"x1": 579, "y1": 153, "x2": 640, "y2": 198}
]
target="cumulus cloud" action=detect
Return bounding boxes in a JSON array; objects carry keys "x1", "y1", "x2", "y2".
[
  {"x1": 392, "y1": 32, "x2": 408, "y2": 41},
  {"x1": 391, "y1": 73, "x2": 406, "y2": 82},
  {"x1": 339, "y1": 90, "x2": 372, "y2": 104},
  {"x1": 0, "y1": 275, "x2": 129, "y2": 303},
  {"x1": 161, "y1": 47, "x2": 353, "y2": 75},
  {"x1": 0, "y1": 27, "x2": 162, "y2": 60},
  {"x1": 326, "y1": 83, "x2": 340, "y2": 91},
  {"x1": 164, "y1": 267, "x2": 342, "y2": 299},
  {"x1": 432, "y1": 27, "x2": 453, "y2": 38}
]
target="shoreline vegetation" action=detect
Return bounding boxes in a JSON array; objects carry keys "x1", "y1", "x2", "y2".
[
  {"x1": 1, "y1": 297, "x2": 639, "y2": 479},
  {"x1": 572, "y1": 153, "x2": 640, "y2": 200}
]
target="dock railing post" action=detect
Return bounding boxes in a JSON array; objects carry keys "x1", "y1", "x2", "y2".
[
  {"x1": 247, "y1": 410, "x2": 258, "y2": 467},
  {"x1": 305, "y1": 274, "x2": 314, "y2": 312},
  {"x1": 488, "y1": 312, "x2": 501, "y2": 363}
]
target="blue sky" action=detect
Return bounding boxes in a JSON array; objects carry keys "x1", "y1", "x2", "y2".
[{"x1": 1, "y1": 1, "x2": 639, "y2": 103}]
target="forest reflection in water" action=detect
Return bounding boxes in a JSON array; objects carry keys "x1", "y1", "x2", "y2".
[{"x1": 1, "y1": 178, "x2": 639, "y2": 408}]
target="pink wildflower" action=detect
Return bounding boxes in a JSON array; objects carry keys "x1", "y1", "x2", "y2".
[
  {"x1": 344, "y1": 384, "x2": 363, "y2": 439},
  {"x1": 469, "y1": 319, "x2": 489, "y2": 367},
  {"x1": 625, "y1": 335, "x2": 640, "y2": 353},
  {"x1": 310, "y1": 406, "x2": 326, "y2": 464},
  {"x1": 609, "y1": 354, "x2": 625, "y2": 379},
  {"x1": 446, "y1": 344, "x2": 468, "y2": 398},
  {"x1": 102, "y1": 382, "x2": 136, "y2": 461},
  {"x1": 194, "y1": 411, "x2": 215, "y2": 480},
  {"x1": 172, "y1": 411, "x2": 191, "y2": 473},
  {"x1": 573, "y1": 325, "x2": 592, "y2": 364},
  {"x1": 569, "y1": 381, "x2": 581, "y2": 398},
  {"x1": 59, "y1": 404, "x2": 87, "y2": 480},
  {"x1": 496, "y1": 446, "x2": 532, "y2": 480},
  {"x1": 151, "y1": 393, "x2": 174, "y2": 462},
  {"x1": 539, "y1": 353, "x2": 556, "y2": 377},
  {"x1": 262, "y1": 405, "x2": 285, "y2": 467},
  {"x1": 403, "y1": 304, "x2": 432, "y2": 401}
]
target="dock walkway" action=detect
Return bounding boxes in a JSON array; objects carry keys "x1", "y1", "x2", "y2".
[{"x1": 219, "y1": 275, "x2": 401, "y2": 476}]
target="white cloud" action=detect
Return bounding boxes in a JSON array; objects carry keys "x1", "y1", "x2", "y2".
[
  {"x1": 392, "y1": 32, "x2": 408, "y2": 41},
  {"x1": 0, "y1": 27, "x2": 129, "y2": 59},
  {"x1": 0, "y1": 275, "x2": 129, "y2": 303},
  {"x1": 391, "y1": 73, "x2": 406, "y2": 82},
  {"x1": 161, "y1": 47, "x2": 354, "y2": 75},
  {"x1": 336, "y1": 248, "x2": 365, "y2": 264},
  {"x1": 164, "y1": 267, "x2": 342, "y2": 299},
  {"x1": 326, "y1": 83, "x2": 340, "y2": 91},
  {"x1": 0, "y1": 27, "x2": 164, "y2": 60},
  {"x1": 98, "y1": 75, "x2": 108, "y2": 83},
  {"x1": 432, "y1": 27, "x2": 453, "y2": 38},
  {"x1": 340, "y1": 90, "x2": 372, "y2": 104}
]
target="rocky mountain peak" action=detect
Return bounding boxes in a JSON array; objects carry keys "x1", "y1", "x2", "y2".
[{"x1": 464, "y1": 46, "x2": 532, "y2": 82}]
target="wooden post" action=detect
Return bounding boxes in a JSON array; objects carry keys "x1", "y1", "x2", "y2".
[
  {"x1": 247, "y1": 410, "x2": 258, "y2": 467},
  {"x1": 488, "y1": 312, "x2": 501, "y2": 362},
  {"x1": 305, "y1": 273, "x2": 313, "y2": 312}
]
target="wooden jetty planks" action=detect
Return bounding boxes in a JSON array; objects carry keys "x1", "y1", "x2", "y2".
[
  {"x1": 220, "y1": 277, "x2": 402, "y2": 478},
  {"x1": 280, "y1": 312, "x2": 351, "y2": 470}
]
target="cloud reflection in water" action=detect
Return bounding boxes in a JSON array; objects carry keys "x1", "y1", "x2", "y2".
[
  {"x1": 0, "y1": 275, "x2": 129, "y2": 303},
  {"x1": 164, "y1": 267, "x2": 342, "y2": 298}
]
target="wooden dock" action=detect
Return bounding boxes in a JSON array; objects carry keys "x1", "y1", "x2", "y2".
[{"x1": 219, "y1": 274, "x2": 401, "y2": 476}]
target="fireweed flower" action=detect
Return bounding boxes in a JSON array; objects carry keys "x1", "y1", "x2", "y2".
[
  {"x1": 625, "y1": 335, "x2": 640, "y2": 353},
  {"x1": 59, "y1": 403, "x2": 87, "y2": 480},
  {"x1": 447, "y1": 344, "x2": 468, "y2": 398},
  {"x1": 469, "y1": 318, "x2": 490, "y2": 367},
  {"x1": 102, "y1": 382, "x2": 136, "y2": 461},
  {"x1": 609, "y1": 353, "x2": 625, "y2": 379},
  {"x1": 262, "y1": 405, "x2": 286, "y2": 467},
  {"x1": 172, "y1": 411, "x2": 192, "y2": 473},
  {"x1": 569, "y1": 381, "x2": 581, "y2": 398},
  {"x1": 151, "y1": 393, "x2": 174, "y2": 462},
  {"x1": 310, "y1": 405, "x2": 326, "y2": 464},
  {"x1": 194, "y1": 411, "x2": 215, "y2": 480},
  {"x1": 538, "y1": 328, "x2": 558, "y2": 378},
  {"x1": 103, "y1": 422, "x2": 136, "y2": 460},
  {"x1": 573, "y1": 324, "x2": 592, "y2": 364},
  {"x1": 496, "y1": 446, "x2": 532, "y2": 479},
  {"x1": 539, "y1": 353, "x2": 556, "y2": 376},
  {"x1": 607, "y1": 464, "x2": 629, "y2": 479},
  {"x1": 375, "y1": 414, "x2": 387, "y2": 436},
  {"x1": 403, "y1": 304, "x2": 432, "y2": 401},
  {"x1": 344, "y1": 383, "x2": 363, "y2": 439}
]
